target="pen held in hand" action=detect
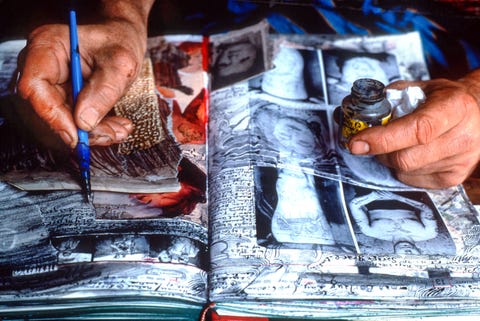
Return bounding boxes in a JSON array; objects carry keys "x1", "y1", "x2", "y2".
[{"x1": 69, "y1": 8, "x2": 93, "y2": 204}]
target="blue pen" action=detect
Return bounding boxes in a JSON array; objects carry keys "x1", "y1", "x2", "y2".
[{"x1": 69, "y1": 8, "x2": 93, "y2": 203}]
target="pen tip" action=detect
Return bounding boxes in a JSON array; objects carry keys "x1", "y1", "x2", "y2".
[
  {"x1": 86, "y1": 191, "x2": 94, "y2": 205},
  {"x1": 82, "y1": 177, "x2": 93, "y2": 204}
]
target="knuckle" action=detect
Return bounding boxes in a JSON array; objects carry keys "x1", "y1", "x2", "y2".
[
  {"x1": 27, "y1": 25, "x2": 67, "y2": 52},
  {"x1": 27, "y1": 25, "x2": 52, "y2": 42},
  {"x1": 450, "y1": 90, "x2": 474, "y2": 117},
  {"x1": 434, "y1": 171, "x2": 465, "y2": 188},
  {"x1": 35, "y1": 104, "x2": 67, "y2": 133},
  {"x1": 389, "y1": 150, "x2": 418, "y2": 172},
  {"x1": 376, "y1": 133, "x2": 391, "y2": 153},
  {"x1": 97, "y1": 81, "x2": 124, "y2": 107},
  {"x1": 16, "y1": 77, "x2": 33, "y2": 100},
  {"x1": 108, "y1": 47, "x2": 140, "y2": 78},
  {"x1": 414, "y1": 114, "x2": 435, "y2": 145},
  {"x1": 42, "y1": 109, "x2": 61, "y2": 127},
  {"x1": 451, "y1": 122, "x2": 480, "y2": 156},
  {"x1": 39, "y1": 103, "x2": 64, "y2": 126},
  {"x1": 461, "y1": 91, "x2": 477, "y2": 108},
  {"x1": 461, "y1": 132, "x2": 477, "y2": 152}
]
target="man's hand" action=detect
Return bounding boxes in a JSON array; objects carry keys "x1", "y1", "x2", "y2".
[
  {"x1": 16, "y1": 0, "x2": 154, "y2": 148},
  {"x1": 348, "y1": 74, "x2": 480, "y2": 189}
]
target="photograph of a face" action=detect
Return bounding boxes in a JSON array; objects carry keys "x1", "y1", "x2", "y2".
[
  {"x1": 344, "y1": 184, "x2": 456, "y2": 256},
  {"x1": 210, "y1": 22, "x2": 269, "y2": 91},
  {"x1": 322, "y1": 49, "x2": 401, "y2": 105},
  {"x1": 254, "y1": 166, "x2": 356, "y2": 253}
]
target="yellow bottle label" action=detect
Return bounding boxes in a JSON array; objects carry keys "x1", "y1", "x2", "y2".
[
  {"x1": 341, "y1": 113, "x2": 391, "y2": 145},
  {"x1": 381, "y1": 113, "x2": 392, "y2": 125},
  {"x1": 341, "y1": 117, "x2": 369, "y2": 139}
]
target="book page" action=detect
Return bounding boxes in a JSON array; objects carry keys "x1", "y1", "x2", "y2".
[
  {"x1": 207, "y1": 32, "x2": 480, "y2": 313},
  {"x1": 0, "y1": 35, "x2": 209, "y2": 310},
  {"x1": 0, "y1": 181, "x2": 208, "y2": 305}
]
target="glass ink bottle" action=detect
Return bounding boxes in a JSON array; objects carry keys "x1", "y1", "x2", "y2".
[{"x1": 338, "y1": 78, "x2": 392, "y2": 151}]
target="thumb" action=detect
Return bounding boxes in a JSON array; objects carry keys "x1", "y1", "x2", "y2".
[{"x1": 74, "y1": 50, "x2": 141, "y2": 131}]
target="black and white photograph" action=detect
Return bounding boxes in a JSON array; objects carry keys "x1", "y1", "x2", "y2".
[
  {"x1": 210, "y1": 23, "x2": 268, "y2": 91},
  {"x1": 344, "y1": 185, "x2": 457, "y2": 255},
  {"x1": 255, "y1": 45, "x2": 325, "y2": 102},
  {"x1": 93, "y1": 234, "x2": 151, "y2": 261},
  {"x1": 322, "y1": 49, "x2": 401, "y2": 105},
  {"x1": 249, "y1": 100, "x2": 338, "y2": 176},
  {"x1": 254, "y1": 166, "x2": 355, "y2": 252},
  {"x1": 52, "y1": 237, "x2": 94, "y2": 264},
  {"x1": 151, "y1": 235, "x2": 204, "y2": 267}
]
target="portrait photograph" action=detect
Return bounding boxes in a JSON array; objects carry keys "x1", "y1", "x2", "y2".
[
  {"x1": 344, "y1": 184, "x2": 457, "y2": 256},
  {"x1": 256, "y1": 46, "x2": 325, "y2": 102},
  {"x1": 249, "y1": 100, "x2": 338, "y2": 175},
  {"x1": 322, "y1": 49, "x2": 401, "y2": 105},
  {"x1": 254, "y1": 166, "x2": 355, "y2": 252},
  {"x1": 210, "y1": 24, "x2": 268, "y2": 91}
]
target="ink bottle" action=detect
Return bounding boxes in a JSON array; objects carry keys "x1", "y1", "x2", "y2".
[{"x1": 338, "y1": 78, "x2": 392, "y2": 151}]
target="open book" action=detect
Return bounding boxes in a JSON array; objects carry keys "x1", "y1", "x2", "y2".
[{"x1": 1, "y1": 21, "x2": 480, "y2": 320}]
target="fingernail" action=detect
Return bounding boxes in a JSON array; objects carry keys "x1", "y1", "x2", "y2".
[
  {"x1": 124, "y1": 121, "x2": 134, "y2": 132},
  {"x1": 350, "y1": 141, "x2": 370, "y2": 154},
  {"x1": 119, "y1": 122, "x2": 134, "y2": 134},
  {"x1": 59, "y1": 130, "x2": 75, "y2": 148},
  {"x1": 115, "y1": 129, "x2": 129, "y2": 141},
  {"x1": 118, "y1": 118, "x2": 133, "y2": 130},
  {"x1": 90, "y1": 134, "x2": 113, "y2": 146},
  {"x1": 79, "y1": 108, "x2": 100, "y2": 130}
]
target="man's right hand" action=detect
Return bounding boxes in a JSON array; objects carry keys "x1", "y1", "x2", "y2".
[{"x1": 15, "y1": 0, "x2": 154, "y2": 148}]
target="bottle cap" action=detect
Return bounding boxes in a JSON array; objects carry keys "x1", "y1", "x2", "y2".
[{"x1": 351, "y1": 78, "x2": 385, "y2": 103}]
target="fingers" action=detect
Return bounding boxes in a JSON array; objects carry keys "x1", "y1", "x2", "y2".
[
  {"x1": 348, "y1": 78, "x2": 480, "y2": 189},
  {"x1": 377, "y1": 135, "x2": 478, "y2": 187},
  {"x1": 390, "y1": 154, "x2": 476, "y2": 189},
  {"x1": 16, "y1": 22, "x2": 143, "y2": 148},
  {"x1": 23, "y1": 80, "x2": 77, "y2": 147},
  {"x1": 16, "y1": 27, "x2": 79, "y2": 148},
  {"x1": 17, "y1": 42, "x2": 136, "y2": 148},
  {"x1": 349, "y1": 86, "x2": 473, "y2": 155},
  {"x1": 377, "y1": 120, "x2": 477, "y2": 169},
  {"x1": 89, "y1": 116, "x2": 133, "y2": 146},
  {"x1": 387, "y1": 79, "x2": 423, "y2": 90},
  {"x1": 74, "y1": 45, "x2": 140, "y2": 131}
]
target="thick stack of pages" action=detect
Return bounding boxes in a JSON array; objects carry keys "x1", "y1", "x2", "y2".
[
  {"x1": 0, "y1": 34, "x2": 208, "y2": 320},
  {"x1": 207, "y1": 26, "x2": 480, "y2": 321},
  {"x1": 1, "y1": 21, "x2": 480, "y2": 321}
]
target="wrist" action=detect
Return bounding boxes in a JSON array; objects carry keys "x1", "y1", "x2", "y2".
[
  {"x1": 459, "y1": 69, "x2": 480, "y2": 105},
  {"x1": 460, "y1": 69, "x2": 480, "y2": 174},
  {"x1": 98, "y1": 0, "x2": 155, "y2": 64},
  {"x1": 100, "y1": 0, "x2": 154, "y2": 35}
]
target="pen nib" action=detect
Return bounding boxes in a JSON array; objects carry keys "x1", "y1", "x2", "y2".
[
  {"x1": 82, "y1": 176, "x2": 93, "y2": 204},
  {"x1": 86, "y1": 191, "x2": 94, "y2": 205}
]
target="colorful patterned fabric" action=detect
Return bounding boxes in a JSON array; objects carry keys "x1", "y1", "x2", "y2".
[
  {"x1": 1, "y1": 0, "x2": 479, "y2": 79},
  {"x1": 155, "y1": 0, "x2": 480, "y2": 79}
]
